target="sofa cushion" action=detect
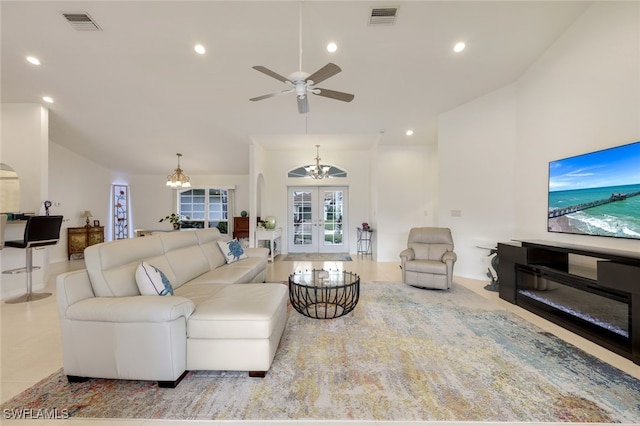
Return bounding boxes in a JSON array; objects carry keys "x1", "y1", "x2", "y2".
[
  {"x1": 173, "y1": 282, "x2": 228, "y2": 306},
  {"x1": 158, "y1": 231, "x2": 210, "y2": 288},
  {"x1": 411, "y1": 243, "x2": 450, "y2": 261},
  {"x1": 135, "y1": 261, "x2": 174, "y2": 296},
  {"x1": 404, "y1": 259, "x2": 447, "y2": 275},
  {"x1": 193, "y1": 229, "x2": 227, "y2": 269},
  {"x1": 187, "y1": 283, "x2": 287, "y2": 340},
  {"x1": 217, "y1": 239, "x2": 247, "y2": 264},
  {"x1": 199, "y1": 241, "x2": 228, "y2": 269},
  {"x1": 186, "y1": 266, "x2": 258, "y2": 286},
  {"x1": 85, "y1": 235, "x2": 168, "y2": 297}
]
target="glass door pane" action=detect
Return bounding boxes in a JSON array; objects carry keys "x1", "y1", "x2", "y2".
[
  {"x1": 290, "y1": 189, "x2": 316, "y2": 252},
  {"x1": 288, "y1": 187, "x2": 348, "y2": 253},
  {"x1": 321, "y1": 189, "x2": 344, "y2": 251}
]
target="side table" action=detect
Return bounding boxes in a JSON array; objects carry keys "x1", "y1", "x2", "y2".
[
  {"x1": 357, "y1": 227, "x2": 373, "y2": 256},
  {"x1": 255, "y1": 227, "x2": 282, "y2": 262}
]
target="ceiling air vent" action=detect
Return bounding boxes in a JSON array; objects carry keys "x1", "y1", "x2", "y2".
[
  {"x1": 61, "y1": 12, "x2": 102, "y2": 31},
  {"x1": 369, "y1": 7, "x2": 398, "y2": 25}
]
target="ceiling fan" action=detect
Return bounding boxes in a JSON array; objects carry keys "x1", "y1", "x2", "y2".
[
  {"x1": 249, "y1": 3, "x2": 354, "y2": 114},
  {"x1": 249, "y1": 63, "x2": 354, "y2": 114}
]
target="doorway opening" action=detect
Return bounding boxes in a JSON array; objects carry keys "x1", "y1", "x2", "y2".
[{"x1": 288, "y1": 186, "x2": 348, "y2": 254}]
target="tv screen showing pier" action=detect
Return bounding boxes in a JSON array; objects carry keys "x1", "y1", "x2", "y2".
[{"x1": 548, "y1": 141, "x2": 640, "y2": 240}]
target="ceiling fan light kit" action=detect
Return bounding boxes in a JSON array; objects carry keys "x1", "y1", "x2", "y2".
[
  {"x1": 249, "y1": 3, "x2": 354, "y2": 114},
  {"x1": 250, "y1": 63, "x2": 355, "y2": 114}
]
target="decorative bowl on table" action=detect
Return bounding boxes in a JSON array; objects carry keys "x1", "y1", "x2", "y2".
[{"x1": 264, "y1": 216, "x2": 276, "y2": 229}]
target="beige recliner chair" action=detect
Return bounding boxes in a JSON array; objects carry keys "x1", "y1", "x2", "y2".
[{"x1": 400, "y1": 227, "x2": 457, "y2": 290}]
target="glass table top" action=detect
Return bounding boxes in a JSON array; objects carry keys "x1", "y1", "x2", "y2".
[{"x1": 289, "y1": 269, "x2": 359, "y2": 287}]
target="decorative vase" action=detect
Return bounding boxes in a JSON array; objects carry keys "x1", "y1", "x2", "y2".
[
  {"x1": 240, "y1": 210, "x2": 248, "y2": 217},
  {"x1": 173, "y1": 223, "x2": 180, "y2": 230},
  {"x1": 264, "y1": 216, "x2": 276, "y2": 230}
]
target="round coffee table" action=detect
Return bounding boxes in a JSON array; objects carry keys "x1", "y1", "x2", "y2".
[{"x1": 288, "y1": 269, "x2": 360, "y2": 319}]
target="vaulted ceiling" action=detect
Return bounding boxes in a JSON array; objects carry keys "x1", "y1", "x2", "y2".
[{"x1": 1, "y1": 1, "x2": 591, "y2": 175}]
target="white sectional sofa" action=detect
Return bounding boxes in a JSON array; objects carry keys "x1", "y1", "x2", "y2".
[{"x1": 56, "y1": 228, "x2": 288, "y2": 387}]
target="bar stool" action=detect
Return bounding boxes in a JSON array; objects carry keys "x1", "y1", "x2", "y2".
[{"x1": 2, "y1": 215, "x2": 63, "y2": 303}]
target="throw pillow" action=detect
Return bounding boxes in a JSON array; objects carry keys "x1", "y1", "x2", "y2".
[
  {"x1": 135, "y1": 261, "x2": 174, "y2": 296},
  {"x1": 217, "y1": 239, "x2": 247, "y2": 264}
]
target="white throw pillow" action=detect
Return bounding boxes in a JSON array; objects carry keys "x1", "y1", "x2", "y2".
[
  {"x1": 135, "y1": 261, "x2": 174, "y2": 296},
  {"x1": 217, "y1": 239, "x2": 247, "y2": 264}
]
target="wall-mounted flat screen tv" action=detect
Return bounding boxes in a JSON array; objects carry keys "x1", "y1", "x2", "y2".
[{"x1": 548, "y1": 141, "x2": 640, "y2": 240}]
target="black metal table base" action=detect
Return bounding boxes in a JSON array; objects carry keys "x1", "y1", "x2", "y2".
[{"x1": 289, "y1": 270, "x2": 360, "y2": 319}]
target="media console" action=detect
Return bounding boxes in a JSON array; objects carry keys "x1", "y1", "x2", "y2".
[{"x1": 497, "y1": 240, "x2": 640, "y2": 364}]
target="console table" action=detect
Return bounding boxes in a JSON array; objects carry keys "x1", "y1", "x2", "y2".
[
  {"x1": 356, "y1": 227, "x2": 373, "y2": 256},
  {"x1": 497, "y1": 240, "x2": 640, "y2": 364},
  {"x1": 255, "y1": 228, "x2": 281, "y2": 262},
  {"x1": 68, "y1": 226, "x2": 104, "y2": 259}
]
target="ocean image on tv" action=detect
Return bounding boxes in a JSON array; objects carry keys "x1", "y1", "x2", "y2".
[{"x1": 548, "y1": 141, "x2": 640, "y2": 240}]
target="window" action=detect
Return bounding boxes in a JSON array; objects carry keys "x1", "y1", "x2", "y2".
[
  {"x1": 288, "y1": 165, "x2": 347, "y2": 178},
  {"x1": 178, "y1": 188, "x2": 232, "y2": 234},
  {"x1": 113, "y1": 184, "x2": 128, "y2": 239}
]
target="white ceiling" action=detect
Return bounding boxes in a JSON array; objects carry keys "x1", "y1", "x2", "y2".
[{"x1": 1, "y1": 1, "x2": 591, "y2": 175}]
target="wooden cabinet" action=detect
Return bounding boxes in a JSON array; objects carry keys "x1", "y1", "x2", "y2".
[
  {"x1": 68, "y1": 226, "x2": 104, "y2": 259},
  {"x1": 233, "y1": 217, "x2": 249, "y2": 239}
]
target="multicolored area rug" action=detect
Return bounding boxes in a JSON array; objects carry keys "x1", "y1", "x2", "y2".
[
  {"x1": 282, "y1": 252, "x2": 352, "y2": 261},
  {"x1": 2, "y1": 282, "x2": 639, "y2": 422}
]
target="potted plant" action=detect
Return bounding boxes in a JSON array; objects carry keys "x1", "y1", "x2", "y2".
[{"x1": 159, "y1": 213, "x2": 189, "y2": 230}]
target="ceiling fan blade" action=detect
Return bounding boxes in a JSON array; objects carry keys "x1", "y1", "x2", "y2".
[
  {"x1": 305, "y1": 63, "x2": 341, "y2": 85},
  {"x1": 297, "y1": 96, "x2": 309, "y2": 114},
  {"x1": 313, "y1": 88, "x2": 355, "y2": 102},
  {"x1": 250, "y1": 88, "x2": 294, "y2": 102},
  {"x1": 252, "y1": 66, "x2": 290, "y2": 83}
]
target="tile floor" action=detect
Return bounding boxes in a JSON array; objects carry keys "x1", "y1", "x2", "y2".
[{"x1": 1, "y1": 255, "x2": 638, "y2": 425}]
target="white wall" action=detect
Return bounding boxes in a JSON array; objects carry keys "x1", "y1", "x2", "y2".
[
  {"x1": 128, "y1": 173, "x2": 250, "y2": 233},
  {"x1": 438, "y1": 85, "x2": 518, "y2": 279},
  {"x1": 515, "y1": 1, "x2": 640, "y2": 253},
  {"x1": 1, "y1": 104, "x2": 49, "y2": 213},
  {"x1": 0, "y1": 104, "x2": 50, "y2": 298},
  {"x1": 375, "y1": 144, "x2": 436, "y2": 261},
  {"x1": 48, "y1": 142, "x2": 112, "y2": 262},
  {"x1": 48, "y1": 143, "x2": 250, "y2": 260},
  {"x1": 258, "y1": 144, "x2": 371, "y2": 255},
  {"x1": 250, "y1": 141, "x2": 435, "y2": 261},
  {"x1": 438, "y1": 1, "x2": 640, "y2": 280}
]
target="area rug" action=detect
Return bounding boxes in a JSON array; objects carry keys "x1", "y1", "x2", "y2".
[
  {"x1": 2, "y1": 282, "x2": 639, "y2": 422},
  {"x1": 283, "y1": 252, "x2": 352, "y2": 261}
]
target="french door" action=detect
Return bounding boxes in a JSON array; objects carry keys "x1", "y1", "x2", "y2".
[{"x1": 288, "y1": 187, "x2": 348, "y2": 253}]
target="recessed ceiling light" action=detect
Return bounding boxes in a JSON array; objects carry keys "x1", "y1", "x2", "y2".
[
  {"x1": 406, "y1": 129, "x2": 414, "y2": 136},
  {"x1": 327, "y1": 42, "x2": 337, "y2": 53},
  {"x1": 26, "y1": 56, "x2": 41, "y2": 65},
  {"x1": 42, "y1": 96, "x2": 54, "y2": 103},
  {"x1": 453, "y1": 42, "x2": 466, "y2": 53},
  {"x1": 194, "y1": 44, "x2": 206, "y2": 55}
]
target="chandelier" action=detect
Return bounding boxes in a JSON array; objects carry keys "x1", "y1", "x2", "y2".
[
  {"x1": 305, "y1": 145, "x2": 331, "y2": 180},
  {"x1": 166, "y1": 153, "x2": 191, "y2": 188}
]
